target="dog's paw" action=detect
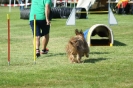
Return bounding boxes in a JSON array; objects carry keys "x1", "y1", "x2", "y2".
[{"x1": 86, "y1": 54, "x2": 89, "y2": 58}]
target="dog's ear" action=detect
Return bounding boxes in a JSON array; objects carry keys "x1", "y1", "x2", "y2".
[
  {"x1": 75, "y1": 29, "x2": 79, "y2": 35},
  {"x1": 80, "y1": 29, "x2": 83, "y2": 33},
  {"x1": 80, "y1": 29, "x2": 83, "y2": 34}
]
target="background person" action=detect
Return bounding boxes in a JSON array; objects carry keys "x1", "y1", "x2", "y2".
[
  {"x1": 17, "y1": 0, "x2": 25, "y2": 10},
  {"x1": 116, "y1": 0, "x2": 129, "y2": 14},
  {"x1": 29, "y1": 0, "x2": 52, "y2": 57}
]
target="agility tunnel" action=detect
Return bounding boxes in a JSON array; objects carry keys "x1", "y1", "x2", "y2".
[
  {"x1": 84, "y1": 24, "x2": 114, "y2": 46},
  {"x1": 20, "y1": 7, "x2": 86, "y2": 19},
  {"x1": 20, "y1": 8, "x2": 30, "y2": 19}
]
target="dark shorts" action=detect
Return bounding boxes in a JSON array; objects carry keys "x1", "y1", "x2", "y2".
[{"x1": 30, "y1": 20, "x2": 50, "y2": 36}]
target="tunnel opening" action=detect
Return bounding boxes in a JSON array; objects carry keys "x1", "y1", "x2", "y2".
[{"x1": 85, "y1": 24, "x2": 114, "y2": 46}]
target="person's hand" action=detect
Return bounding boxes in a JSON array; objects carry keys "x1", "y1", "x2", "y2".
[{"x1": 46, "y1": 19, "x2": 50, "y2": 25}]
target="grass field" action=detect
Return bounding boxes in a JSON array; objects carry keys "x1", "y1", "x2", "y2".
[{"x1": 0, "y1": 7, "x2": 133, "y2": 88}]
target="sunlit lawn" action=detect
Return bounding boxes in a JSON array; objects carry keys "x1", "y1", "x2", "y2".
[{"x1": 0, "y1": 7, "x2": 133, "y2": 88}]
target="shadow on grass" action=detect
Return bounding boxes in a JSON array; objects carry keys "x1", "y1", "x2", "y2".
[
  {"x1": 90, "y1": 52, "x2": 109, "y2": 54},
  {"x1": 44, "y1": 52, "x2": 66, "y2": 57},
  {"x1": 84, "y1": 58, "x2": 109, "y2": 63},
  {"x1": 114, "y1": 40, "x2": 126, "y2": 46}
]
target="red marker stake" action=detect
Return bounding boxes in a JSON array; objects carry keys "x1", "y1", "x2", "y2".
[{"x1": 7, "y1": 14, "x2": 10, "y2": 65}]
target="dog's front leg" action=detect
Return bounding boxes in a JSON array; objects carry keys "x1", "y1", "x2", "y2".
[
  {"x1": 85, "y1": 53, "x2": 89, "y2": 58},
  {"x1": 76, "y1": 54, "x2": 81, "y2": 63},
  {"x1": 69, "y1": 54, "x2": 75, "y2": 63}
]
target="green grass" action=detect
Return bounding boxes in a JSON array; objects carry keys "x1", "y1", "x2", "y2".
[{"x1": 0, "y1": 7, "x2": 133, "y2": 88}]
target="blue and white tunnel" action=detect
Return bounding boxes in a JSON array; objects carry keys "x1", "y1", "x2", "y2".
[{"x1": 84, "y1": 24, "x2": 114, "y2": 46}]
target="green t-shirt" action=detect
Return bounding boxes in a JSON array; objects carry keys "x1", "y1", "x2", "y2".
[{"x1": 29, "y1": 0, "x2": 52, "y2": 21}]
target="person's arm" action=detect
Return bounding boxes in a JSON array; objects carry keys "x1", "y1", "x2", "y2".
[{"x1": 45, "y1": 4, "x2": 50, "y2": 25}]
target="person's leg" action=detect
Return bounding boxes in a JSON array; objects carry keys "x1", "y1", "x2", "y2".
[
  {"x1": 34, "y1": 36, "x2": 40, "y2": 50},
  {"x1": 18, "y1": 0, "x2": 21, "y2": 10},
  {"x1": 21, "y1": 0, "x2": 24, "y2": 10},
  {"x1": 30, "y1": 20, "x2": 41, "y2": 57},
  {"x1": 131, "y1": 4, "x2": 133, "y2": 14},
  {"x1": 42, "y1": 34, "x2": 49, "y2": 51},
  {"x1": 40, "y1": 20, "x2": 50, "y2": 54},
  {"x1": 35, "y1": 36, "x2": 40, "y2": 57}
]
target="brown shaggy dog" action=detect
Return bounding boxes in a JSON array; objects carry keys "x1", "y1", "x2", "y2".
[{"x1": 66, "y1": 29, "x2": 89, "y2": 63}]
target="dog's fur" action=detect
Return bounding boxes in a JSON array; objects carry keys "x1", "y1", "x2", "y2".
[{"x1": 66, "y1": 29, "x2": 89, "y2": 63}]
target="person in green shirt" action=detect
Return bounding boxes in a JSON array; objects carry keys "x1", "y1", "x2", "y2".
[{"x1": 29, "y1": 0, "x2": 52, "y2": 57}]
